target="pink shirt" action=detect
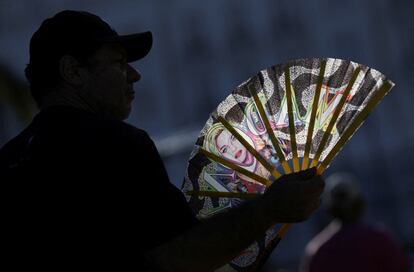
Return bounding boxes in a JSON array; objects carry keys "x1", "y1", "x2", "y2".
[{"x1": 302, "y1": 221, "x2": 411, "y2": 272}]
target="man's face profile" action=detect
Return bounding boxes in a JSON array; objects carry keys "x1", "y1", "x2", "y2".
[{"x1": 81, "y1": 43, "x2": 141, "y2": 120}]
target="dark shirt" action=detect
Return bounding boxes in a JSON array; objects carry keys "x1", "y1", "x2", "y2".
[{"x1": 0, "y1": 106, "x2": 198, "y2": 269}]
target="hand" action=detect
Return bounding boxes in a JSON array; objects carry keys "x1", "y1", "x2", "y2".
[{"x1": 265, "y1": 167, "x2": 325, "y2": 223}]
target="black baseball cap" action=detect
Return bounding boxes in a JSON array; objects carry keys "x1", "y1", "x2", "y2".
[{"x1": 29, "y1": 10, "x2": 152, "y2": 66}]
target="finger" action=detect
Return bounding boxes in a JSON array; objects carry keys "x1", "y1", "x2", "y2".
[
  {"x1": 303, "y1": 176, "x2": 325, "y2": 195},
  {"x1": 298, "y1": 167, "x2": 317, "y2": 180},
  {"x1": 311, "y1": 197, "x2": 322, "y2": 211},
  {"x1": 306, "y1": 197, "x2": 322, "y2": 214},
  {"x1": 275, "y1": 172, "x2": 301, "y2": 183}
]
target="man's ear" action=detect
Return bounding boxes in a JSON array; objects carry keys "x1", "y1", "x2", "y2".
[{"x1": 59, "y1": 55, "x2": 84, "y2": 86}]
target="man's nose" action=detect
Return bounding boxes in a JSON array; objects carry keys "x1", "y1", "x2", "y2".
[{"x1": 127, "y1": 64, "x2": 141, "y2": 83}]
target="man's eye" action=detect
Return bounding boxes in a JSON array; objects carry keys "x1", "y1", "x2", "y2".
[{"x1": 115, "y1": 59, "x2": 126, "y2": 67}]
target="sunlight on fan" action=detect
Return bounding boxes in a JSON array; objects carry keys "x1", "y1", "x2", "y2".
[{"x1": 181, "y1": 58, "x2": 394, "y2": 271}]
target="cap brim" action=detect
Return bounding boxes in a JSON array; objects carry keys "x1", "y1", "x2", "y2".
[{"x1": 107, "y1": 31, "x2": 153, "y2": 62}]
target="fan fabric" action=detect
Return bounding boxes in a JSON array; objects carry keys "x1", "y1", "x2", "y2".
[{"x1": 181, "y1": 58, "x2": 394, "y2": 272}]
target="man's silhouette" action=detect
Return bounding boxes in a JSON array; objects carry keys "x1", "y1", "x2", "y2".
[{"x1": 1, "y1": 10, "x2": 324, "y2": 271}]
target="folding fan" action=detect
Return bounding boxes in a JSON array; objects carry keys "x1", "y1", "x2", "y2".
[{"x1": 181, "y1": 58, "x2": 394, "y2": 271}]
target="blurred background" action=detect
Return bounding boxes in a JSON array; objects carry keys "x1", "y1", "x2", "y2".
[{"x1": 0, "y1": 0, "x2": 413, "y2": 270}]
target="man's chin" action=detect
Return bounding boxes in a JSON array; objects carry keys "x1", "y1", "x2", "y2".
[
  {"x1": 107, "y1": 105, "x2": 132, "y2": 121},
  {"x1": 119, "y1": 107, "x2": 132, "y2": 121}
]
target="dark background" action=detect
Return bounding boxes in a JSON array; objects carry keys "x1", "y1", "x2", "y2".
[{"x1": 0, "y1": 0, "x2": 413, "y2": 270}]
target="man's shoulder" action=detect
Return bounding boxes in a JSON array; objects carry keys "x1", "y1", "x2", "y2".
[
  {"x1": 99, "y1": 117, "x2": 149, "y2": 141},
  {"x1": 37, "y1": 106, "x2": 151, "y2": 145},
  {"x1": 0, "y1": 106, "x2": 155, "y2": 164},
  {"x1": 89, "y1": 116, "x2": 154, "y2": 151}
]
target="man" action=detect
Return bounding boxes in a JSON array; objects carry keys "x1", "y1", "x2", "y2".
[
  {"x1": 0, "y1": 10, "x2": 324, "y2": 271},
  {"x1": 300, "y1": 173, "x2": 410, "y2": 272}
]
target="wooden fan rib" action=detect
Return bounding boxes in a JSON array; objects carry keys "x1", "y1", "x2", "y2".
[
  {"x1": 247, "y1": 84, "x2": 292, "y2": 175},
  {"x1": 198, "y1": 148, "x2": 272, "y2": 187},
  {"x1": 301, "y1": 60, "x2": 327, "y2": 170},
  {"x1": 284, "y1": 66, "x2": 300, "y2": 172},
  {"x1": 276, "y1": 223, "x2": 291, "y2": 237},
  {"x1": 185, "y1": 190, "x2": 259, "y2": 200},
  {"x1": 248, "y1": 222, "x2": 292, "y2": 271},
  {"x1": 310, "y1": 66, "x2": 362, "y2": 168},
  {"x1": 317, "y1": 80, "x2": 394, "y2": 175}
]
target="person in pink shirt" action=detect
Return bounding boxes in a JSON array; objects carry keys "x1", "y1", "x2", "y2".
[{"x1": 301, "y1": 172, "x2": 411, "y2": 272}]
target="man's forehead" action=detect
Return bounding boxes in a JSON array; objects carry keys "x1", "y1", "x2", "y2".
[{"x1": 94, "y1": 43, "x2": 127, "y2": 60}]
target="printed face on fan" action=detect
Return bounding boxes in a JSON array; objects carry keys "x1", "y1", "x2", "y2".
[{"x1": 214, "y1": 129, "x2": 254, "y2": 166}]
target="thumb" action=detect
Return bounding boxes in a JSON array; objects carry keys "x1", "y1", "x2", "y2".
[{"x1": 299, "y1": 167, "x2": 317, "y2": 180}]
